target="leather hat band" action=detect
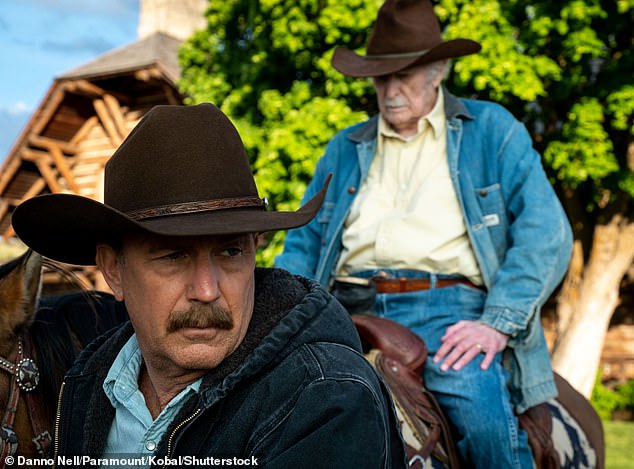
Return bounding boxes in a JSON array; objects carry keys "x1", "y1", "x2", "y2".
[
  {"x1": 365, "y1": 49, "x2": 430, "y2": 60},
  {"x1": 127, "y1": 196, "x2": 266, "y2": 221}
]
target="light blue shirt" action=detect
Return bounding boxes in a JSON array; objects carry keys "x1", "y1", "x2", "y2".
[{"x1": 102, "y1": 334, "x2": 201, "y2": 466}]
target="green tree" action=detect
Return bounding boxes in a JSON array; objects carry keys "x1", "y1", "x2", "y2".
[
  {"x1": 180, "y1": 0, "x2": 634, "y2": 395},
  {"x1": 179, "y1": 0, "x2": 384, "y2": 265}
]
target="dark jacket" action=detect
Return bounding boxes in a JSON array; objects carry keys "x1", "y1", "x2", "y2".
[{"x1": 53, "y1": 268, "x2": 406, "y2": 468}]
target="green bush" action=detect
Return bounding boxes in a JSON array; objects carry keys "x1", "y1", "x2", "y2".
[
  {"x1": 591, "y1": 371, "x2": 634, "y2": 420},
  {"x1": 615, "y1": 379, "x2": 634, "y2": 414}
]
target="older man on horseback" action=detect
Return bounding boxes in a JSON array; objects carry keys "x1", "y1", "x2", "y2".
[
  {"x1": 275, "y1": 0, "x2": 573, "y2": 468},
  {"x1": 12, "y1": 103, "x2": 406, "y2": 467}
]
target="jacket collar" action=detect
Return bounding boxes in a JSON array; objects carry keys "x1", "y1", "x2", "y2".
[{"x1": 444, "y1": 88, "x2": 474, "y2": 121}]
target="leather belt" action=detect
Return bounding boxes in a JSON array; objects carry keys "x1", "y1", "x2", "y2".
[{"x1": 372, "y1": 276, "x2": 481, "y2": 293}]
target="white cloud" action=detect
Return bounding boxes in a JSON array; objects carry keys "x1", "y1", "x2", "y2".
[{"x1": 4, "y1": 101, "x2": 32, "y2": 116}]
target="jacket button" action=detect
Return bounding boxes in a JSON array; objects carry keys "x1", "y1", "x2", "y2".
[
  {"x1": 479, "y1": 190, "x2": 488, "y2": 197},
  {"x1": 145, "y1": 440, "x2": 157, "y2": 451},
  {"x1": 348, "y1": 186, "x2": 357, "y2": 194}
]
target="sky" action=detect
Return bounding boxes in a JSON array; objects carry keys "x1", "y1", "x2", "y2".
[{"x1": 0, "y1": 0, "x2": 140, "y2": 159}]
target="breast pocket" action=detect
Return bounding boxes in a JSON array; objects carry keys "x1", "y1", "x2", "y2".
[
  {"x1": 473, "y1": 183, "x2": 509, "y2": 258},
  {"x1": 317, "y1": 201, "x2": 335, "y2": 247}
]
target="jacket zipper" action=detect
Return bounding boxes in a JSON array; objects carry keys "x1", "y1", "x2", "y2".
[
  {"x1": 52, "y1": 381, "x2": 203, "y2": 468},
  {"x1": 161, "y1": 408, "x2": 203, "y2": 468},
  {"x1": 52, "y1": 381, "x2": 66, "y2": 469}
]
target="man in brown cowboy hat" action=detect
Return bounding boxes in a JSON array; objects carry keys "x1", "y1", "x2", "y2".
[
  {"x1": 12, "y1": 103, "x2": 406, "y2": 467},
  {"x1": 276, "y1": 0, "x2": 572, "y2": 468}
]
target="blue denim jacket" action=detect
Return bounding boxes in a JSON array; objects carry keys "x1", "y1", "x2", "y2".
[{"x1": 276, "y1": 90, "x2": 573, "y2": 412}]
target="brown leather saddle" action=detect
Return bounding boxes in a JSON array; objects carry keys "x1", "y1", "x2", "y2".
[{"x1": 351, "y1": 314, "x2": 561, "y2": 469}]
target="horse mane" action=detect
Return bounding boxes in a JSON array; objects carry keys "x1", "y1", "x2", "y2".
[
  {"x1": 28, "y1": 262, "x2": 128, "y2": 425},
  {"x1": 30, "y1": 291, "x2": 128, "y2": 425}
]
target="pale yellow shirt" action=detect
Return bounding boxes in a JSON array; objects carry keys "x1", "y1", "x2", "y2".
[{"x1": 336, "y1": 88, "x2": 483, "y2": 285}]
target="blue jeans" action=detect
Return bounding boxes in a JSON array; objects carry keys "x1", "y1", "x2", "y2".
[{"x1": 356, "y1": 269, "x2": 533, "y2": 469}]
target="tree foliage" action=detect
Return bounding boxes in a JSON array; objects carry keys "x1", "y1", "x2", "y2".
[{"x1": 179, "y1": 0, "x2": 634, "y2": 265}]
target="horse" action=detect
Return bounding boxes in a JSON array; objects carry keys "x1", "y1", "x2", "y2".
[
  {"x1": 0, "y1": 249, "x2": 606, "y2": 467},
  {"x1": 352, "y1": 314, "x2": 606, "y2": 469},
  {"x1": 0, "y1": 249, "x2": 127, "y2": 463}
]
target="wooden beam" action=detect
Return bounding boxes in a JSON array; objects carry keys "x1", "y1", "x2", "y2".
[
  {"x1": 162, "y1": 84, "x2": 181, "y2": 105},
  {"x1": 1, "y1": 177, "x2": 48, "y2": 239},
  {"x1": 103, "y1": 94, "x2": 128, "y2": 139},
  {"x1": 48, "y1": 145, "x2": 80, "y2": 193},
  {"x1": 70, "y1": 115, "x2": 99, "y2": 146},
  {"x1": 74, "y1": 162, "x2": 105, "y2": 177},
  {"x1": 35, "y1": 160, "x2": 62, "y2": 193},
  {"x1": 2, "y1": 197, "x2": 23, "y2": 206},
  {"x1": 93, "y1": 99, "x2": 122, "y2": 146},
  {"x1": 21, "y1": 148, "x2": 51, "y2": 162},
  {"x1": 23, "y1": 144, "x2": 80, "y2": 193},
  {"x1": 29, "y1": 135, "x2": 78, "y2": 154},
  {"x1": 31, "y1": 86, "x2": 66, "y2": 135},
  {"x1": 0, "y1": 157, "x2": 22, "y2": 194},
  {"x1": 23, "y1": 178, "x2": 47, "y2": 200},
  {"x1": 134, "y1": 69, "x2": 152, "y2": 82},
  {"x1": 148, "y1": 68, "x2": 162, "y2": 79},
  {"x1": 76, "y1": 147, "x2": 113, "y2": 159},
  {"x1": 65, "y1": 80, "x2": 106, "y2": 97},
  {"x1": 0, "y1": 199, "x2": 9, "y2": 223}
]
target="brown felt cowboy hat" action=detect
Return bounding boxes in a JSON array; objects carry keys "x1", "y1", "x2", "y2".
[
  {"x1": 332, "y1": 0, "x2": 481, "y2": 78},
  {"x1": 12, "y1": 103, "x2": 329, "y2": 266}
]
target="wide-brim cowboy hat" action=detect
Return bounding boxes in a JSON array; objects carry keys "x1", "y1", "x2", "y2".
[
  {"x1": 12, "y1": 103, "x2": 329, "y2": 266},
  {"x1": 332, "y1": 0, "x2": 481, "y2": 78}
]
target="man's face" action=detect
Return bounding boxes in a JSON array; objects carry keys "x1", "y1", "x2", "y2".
[
  {"x1": 96, "y1": 232, "x2": 257, "y2": 377},
  {"x1": 373, "y1": 61, "x2": 445, "y2": 137}
]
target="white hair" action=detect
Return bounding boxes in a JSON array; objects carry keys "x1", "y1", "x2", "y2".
[{"x1": 426, "y1": 59, "x2": 452, "y2": 84}]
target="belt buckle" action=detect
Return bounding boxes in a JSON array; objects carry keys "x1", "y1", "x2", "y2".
[
  {"x1": 370, "y1": 272, "x2": 390, "y2": 290},
  {"x1": 334, "y1": 275, "x2": 372, "y2": 287},
  {"x1": 370, "y1": 274, "x2": 408, "y2": 294},
  {"x1": 371, "y1": 271, "x2": 390, "y2": 282}
]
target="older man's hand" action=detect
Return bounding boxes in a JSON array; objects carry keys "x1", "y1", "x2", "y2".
[{"x1": 433, "y1": 321, "x2": 509, "y2": 372}]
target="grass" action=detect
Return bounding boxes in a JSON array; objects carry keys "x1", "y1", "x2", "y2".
[{"x1": 604, "y1": 420, "x2": 634, "y2": 469}]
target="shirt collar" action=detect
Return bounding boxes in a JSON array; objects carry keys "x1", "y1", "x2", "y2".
[{"x1": 103, "y1": 334, "x2": 202, "y2": 407}]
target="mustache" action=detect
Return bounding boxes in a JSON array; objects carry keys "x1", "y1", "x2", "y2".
[
  {"x1": 384, "y1": 97, "x2": 408, "y2": 107},
  {"x1": 166, "y1": 303, "x2": 234, "y2": 332}
]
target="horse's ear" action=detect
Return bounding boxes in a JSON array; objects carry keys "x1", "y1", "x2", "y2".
[
  {"x1": 0, "y1": 249, "x2": 42, "y2": 343},
  {"x1": 21, "y1": 250, "x2": 43, "y2": 316}
]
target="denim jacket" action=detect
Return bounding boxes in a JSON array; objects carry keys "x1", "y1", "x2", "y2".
[{"x1": 276, "y1": 90, "x2": 573, "y2": 412}]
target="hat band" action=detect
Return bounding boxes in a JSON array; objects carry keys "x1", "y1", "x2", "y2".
[
  {"x1": 364, "y1": 48, "x2": 430, "y2": 60},
  {"x1": 126, "y1": 196, "x2": 266, "y2": 221}
]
